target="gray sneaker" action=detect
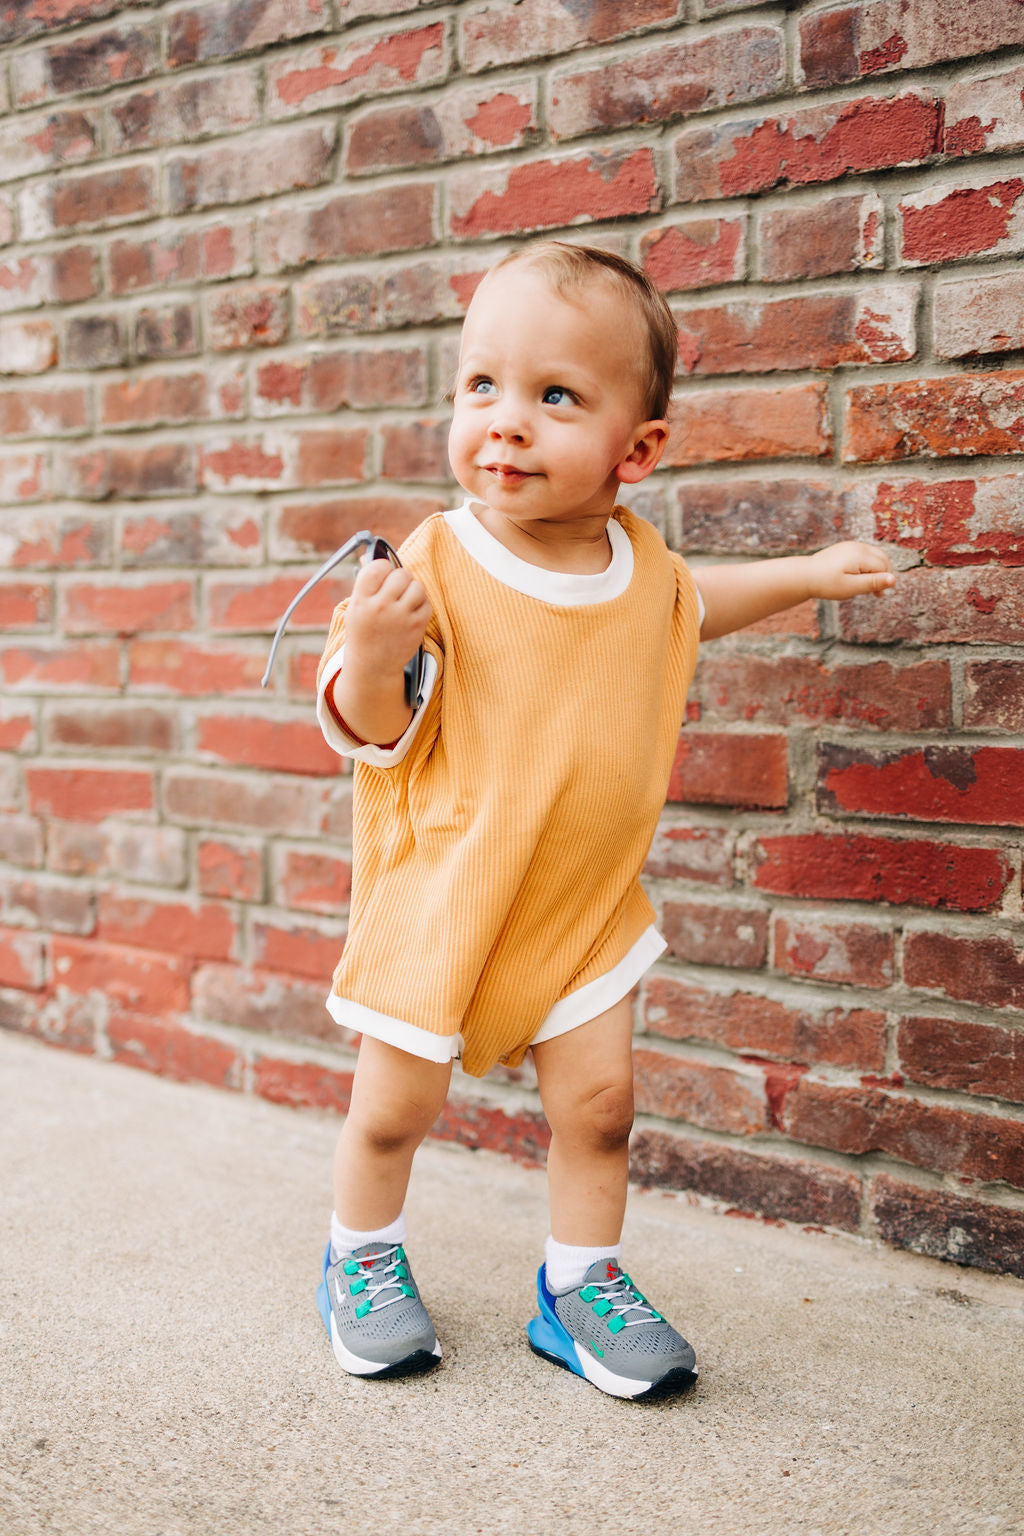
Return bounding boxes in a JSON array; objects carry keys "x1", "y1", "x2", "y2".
[
  {"x1": 527, "y1": 1258, "x2": 697, "y2": 1400},
  {"x1": 316, "y1": 1240, "x2": 442, "y2": 1378}
]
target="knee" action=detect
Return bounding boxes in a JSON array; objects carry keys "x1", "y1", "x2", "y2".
[
  {"x1": 577, "y1": 1081, "x2": 634, "y2": 1152},
  {"x1": 350, "y1": 1096, "x2": 433, "y2": 1157}
]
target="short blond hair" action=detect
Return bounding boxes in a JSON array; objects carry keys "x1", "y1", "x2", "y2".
[{"x1": 487, "y1": 241, "x2": 678, "y2": 419}]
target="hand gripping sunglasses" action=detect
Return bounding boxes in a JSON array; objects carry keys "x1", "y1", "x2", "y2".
[{"x1": 260, "y1": 531, "x2": 426, "y2": 708}]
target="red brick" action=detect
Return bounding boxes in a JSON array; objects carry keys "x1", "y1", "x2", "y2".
[
  {"x1": 0, "y1": 579, "x2": 51, "y2": 628},
  {"x1": 642, "y1": 974, "x2": 888, "y2": 1071},
  {"x1": 107, "y1": 72, "x2": 260, "y2": 152},
  {"x1": 253, "y1": 1053, "x2": 354, "y2": 1114},
  {"x1": 63, "y1": 578, "x2": 194, "y2": 636},
  {"x1": 379, "y1": 254, "x2": 488, "y2": 328},
  {"x1": 110, "y1": 231, "x2": 200, "y2": 294},
  {"x1": 268, "y1": 23, "x2": 448, "y2": 116},
  {"x1": 839, "y1": 567, "x2": 1024, "y2": 646},
  {"x1": 630, "y1": 1127, "x2": 861, "y2": 1230},
  {"x1": 870, "y1": 1174, "x2": 1024, "y2": 1278},
  {"x1": 61, "y1": 443, "x2": 197, "y2": 501},
  {"x1": 128, "y1": 639, "x2": 266, "y2": 695},
  {"x1": 868, "y1": 474, "x2": 1024, "y2": 567},
  {"x1": 108, "y1": 1014, "x2": 243, "y2": 1089},
  {"x1": 752, "y1": 832, "x2": 1014, "y2": 914},
  {"x1": 0, "y1": 318, "x2": 58, "y2": 375},
  {"x1": 1, "y1": 511, "x2": 107, "y2": 569},
  {"x1": 167, "y1": 125, "x2": 335, "y2": 214},
  {"x1": 206, "y1": 570, "x2": 347, "y2": 633},
  {"x1": 669, "y1": 730, "x2": 788, "y2": 809},
  {"x1": 898, "y1": 1016, "x2": 1024, "y2": 1104},
  {"x1": 0, "y1": 0, "x2": 125, "y2": 44},
  {"x1": 27, "y1": 765, "x2": 154, "y2": 823},
  {"x1": 644, "y1": 820, "x2": 733, "y2": 884},
  {"x1": 784, "y1": 1078, "x2": 1024, "y2": 1187},
  {"x1": 1, "y1": 641, "x2": 120, "y2": 693},
  {"x1": 275, "y1": 848, "x2": 352, "y2": 914},
  {"x1": 662, "y1": 897, "x2": 768, "y2": 970},
  {"x1": 548, "y1": 27, "x2": 784, "y2": 141},
  {"x1": 844, "y1": 370, "x2": 1024, "y2": 464},
  {"x1": 0, "y1": 927, "x2": 47, "y2": 990},
  {"x1": 380, "y1": 419, "x2": 450, "y2": 482},
  {"x1": 167, "y1": 0, "x2": 329, "y2": 69},
  {"x1": 964, "y1": 661, "x2": 1024, "y2": 732},
  {"x1": 206, "y1": 283, "x2": 289, "y2": 351},
  {"x1": 672, "y1": 92, "x2": 941, "y2": 203},
  {"x1": 272, "y1": 496, "x2": 438, "y2": 560},
  {"x1": 0, "y1": 872, "x2": 95, "y2": 934},
  {"x1": 903, "y1": 928, "x2": 1024, "y2": 1013},
  {"x1": 0, "y1": 253, "x2": 50, "y2": 314},
  {"x1": 62, "y1": 313, "x2": 127, "y2": 370},
  {"x1": 693, "y1": 653, "x2": 950, "y2": 731},
  {"x1": 198, "y1": 713, "x2": 340, "y2": 776},
  {"x1": 944, "y1": 61, "x2": 1024, "y2": 158},
  {"x1": 934, "y1": 271, "x2": 1024, "y2": 360},
  {"x1": 201, "y1": 430, "x2": 368, "y2": 492},
  {"x1": 13, "y1": 21, "x2": 160, "y2": 106},
  {"x1": 640, "y1": 217, "x2": 746, "y2": 293},
  {"x1": 163, "y1": 769, "x2": 327, "y2": 837},
  {"x1": 197, "y1": 838, "x2": 264, "y2": 903},
  {"x1": 49, "y1": 822, "x2": 187, "y2": 887},
  {"x1": 675, "y1": 287, "x2": 914, "y2": 374},
  {"x1": 0, "y1": 813, "x2": 44, "y2": 868},
  {"x1": 99, "y1": 372, "x2": 212, "y2": 430},
  {"x1": 43, "y1": 703, "x2": 176, "y2": 755},
  {"x1": 294, "y1": 273, "x2": 378, "y2": 337},
  {"x1": 98, "y1": 892, "x2": 237, "y2": 964},
  {"x1": 39, "y1": 165, "x2": 156, "y2": 233},
  {"x1": 449, "y1": 148, "x2": 659, "y2": 239},
  {"x1": 260, "y1": 182, "x2": 437, "y2": 270},
  {"x1": 633, "y1": 1048, "x2": 768, "y2": 1135},
  {"x1": 192, "y1": 961, "x2": 337, "y2": 1044},
  {"x1": 461, "y1": 0, "x2": 680, "y2": 69},
  {"x1": 758, "y1": 193, "x2": 884, "y2": 281},
  {"x1": 899, "y1": 177, "x2": 1024, "y2": 266},
  {"x1": 0, "y1": 385, "x2": 88, "y2": 438},
  {"x1": 120, "y1": 509, "x2": 258, "y2": 573},
  {"x1": 345, "y1": 82, "x2": 536, "y2": 175},
  {"x1": 432, "y1": 1094, "x2": 551, "y2": 1167},
  {"x1": 667, "y1": 383, "x2": 831, "y2": 467},
  {"x1": 250, "y1": 914, "x2": 342, "y2": 982},
  {"x1": 133, "y1": 302, "x2": 199, "y2": 360},
  {"x1": 817, "y1": 743, "x2": 1024, "y2": 829},
  {"x1": 800, "y1": 0, "x2": 1024, "y2": 86},
  {"x1": 774, "y1": 914, "x2": 893, "y2": 989},
  {"x1": 677, "y1": 478, "x2": 848, "y2": 554},
  {"x1": 53, "y1": 935, "x2": 190, "y2": 1014},
  {"x1": 254, "y1": 346, "x2": 428, "y2": 417}
]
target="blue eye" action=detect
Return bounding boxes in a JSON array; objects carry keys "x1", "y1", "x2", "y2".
[
  {"x1": 543, "y1": 386, "x2": 573, "y2": 406},
  {"x1": 470, "y1": 377, "x2": 496, "y2": 396}
]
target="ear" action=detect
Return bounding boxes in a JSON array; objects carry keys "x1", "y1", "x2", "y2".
[{"x1": 616, "y1": 419, "x2": 669, "y2": 485}]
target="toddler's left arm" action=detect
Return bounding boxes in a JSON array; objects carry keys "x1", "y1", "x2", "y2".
[{"x1": 694, "y1": 541, "x2": 895, "y2": 641}]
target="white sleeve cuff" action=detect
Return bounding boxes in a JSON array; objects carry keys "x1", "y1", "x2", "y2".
[{"x1": 316, "y1": 645, "x2": 438, "y2": 767}]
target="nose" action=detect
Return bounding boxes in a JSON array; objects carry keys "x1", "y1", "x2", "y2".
[{"x1": 487, "y1": 396, "x2": 530, "y2": 444}]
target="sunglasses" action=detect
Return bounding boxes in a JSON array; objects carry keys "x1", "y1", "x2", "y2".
[{"x1": 261, "y1": 530, "x2": 425, "y2": 708}]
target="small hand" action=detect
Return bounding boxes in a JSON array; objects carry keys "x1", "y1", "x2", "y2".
[
  {"x1": 806, "y1": 541, "x2": 895, "y2": 601},
  {"x1": 344, "y1": 557, "x2": 432, "y2": 681}
]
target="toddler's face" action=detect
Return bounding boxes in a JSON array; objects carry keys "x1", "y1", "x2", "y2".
[{"x1": 448, "y1": 264, "x2": 659, "y2": 542}]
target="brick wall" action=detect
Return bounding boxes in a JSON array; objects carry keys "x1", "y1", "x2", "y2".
[{"x1": 2, "y1": 0, "x2": 1023, "y2": 1278}]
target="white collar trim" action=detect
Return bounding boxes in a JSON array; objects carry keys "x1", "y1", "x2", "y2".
[{"x1": 443, "y1": 500, "x2": 633, "y2": 606}]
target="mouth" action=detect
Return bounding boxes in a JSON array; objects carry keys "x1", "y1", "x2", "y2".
[{"x1": 483, "y1": 463, "x2": 535, "y2": 484}]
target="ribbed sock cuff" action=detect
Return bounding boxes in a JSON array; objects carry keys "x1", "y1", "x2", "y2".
[
  {"x1": 330, "y1": 1209, "x2": 407, "y2": 1262},
  {"x1": 544, "y1": 1235, "x2": 622, "y2": 1293}
]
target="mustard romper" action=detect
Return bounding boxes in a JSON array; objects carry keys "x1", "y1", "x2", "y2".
[{"x1": 316, "y1": 501, "x2": 702, "y2": 1078}]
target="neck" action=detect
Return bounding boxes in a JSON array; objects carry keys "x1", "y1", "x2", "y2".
[{"x1": 472, "y1": 504, "x2": 615, "y2": 574}]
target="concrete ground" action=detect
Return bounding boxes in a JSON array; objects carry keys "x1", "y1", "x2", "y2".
[{"x1": 1, "y1": 1029, "x2": 1021, "y2": 1536}]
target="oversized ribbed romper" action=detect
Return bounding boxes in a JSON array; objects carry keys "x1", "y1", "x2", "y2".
[{"x1": 316, "y1": 501, "x2": 701, "y2": 1079}]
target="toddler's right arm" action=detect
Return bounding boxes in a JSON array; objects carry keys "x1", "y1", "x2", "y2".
[{"x1": 326, "y1": 558, "x2": 432, "y2": 746}]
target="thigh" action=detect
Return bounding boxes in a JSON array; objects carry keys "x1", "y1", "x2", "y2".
[{"x1": 531, "y1": 995, "x2": 634, "y2": 1129}]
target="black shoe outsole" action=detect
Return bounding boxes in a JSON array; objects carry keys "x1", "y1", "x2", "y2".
[
  {"x1": 528, "y1": 1338, "x2": 697, "y2": 1401},
  {"x1": 361, "y1": 1348, "x2": 442, "y2": 1381}
]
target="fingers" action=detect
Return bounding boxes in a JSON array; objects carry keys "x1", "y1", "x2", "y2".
[{"x1": 353, "y1": 558, "x2": 430, "y2": 619}]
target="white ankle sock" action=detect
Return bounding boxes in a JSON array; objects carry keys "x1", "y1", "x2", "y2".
[
  {"x1": 330, "y1": 1209, "x2": 407, "y2": 1262},
  {"x1": 544, "y1": 1235, "x2": 622, "y2": 1293}
]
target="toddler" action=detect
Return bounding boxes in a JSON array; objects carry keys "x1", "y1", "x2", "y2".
[{"x1": 312, "y1": 241, "x2": 894, "y2": 1399}]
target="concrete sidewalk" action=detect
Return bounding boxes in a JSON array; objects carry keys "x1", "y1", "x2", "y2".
[{"x1": 1, "y1": 1029, "x2": 1021, "y2": 1536}]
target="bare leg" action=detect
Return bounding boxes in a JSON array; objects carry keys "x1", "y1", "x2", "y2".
[
  {"x1": 333, "y1": 1035, "x2": 452, "y2": 1231},
  {"x1": 532, "y1": 996, "x2": 635, "y2": 1247}
]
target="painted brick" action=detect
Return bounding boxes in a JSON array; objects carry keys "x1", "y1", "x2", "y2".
[
  {"x1": 0, "y1": 926, "x2": 47, "y2": 990},
  {"x1": 678, "y1": 478, "x2": 848, "y2": 554},
  {"x1": 0, "y1": 706, "x2": 36, "y2": 752},
  {"x1": 0, "y1": 385, "x2": 88, "y2": 438},
  {"x1": 964, "y1": 661, "x2": 1024, "y2": 732},
  {"x1": 345, "y1": 81, "x2": 537, "y2": 175},
  {"x1": 294, "y1": 273, "x2": 378, "y2": 337},
  {"x1": 0, "y1": 106, "x2": 101, "y2": 182},
  {"x1": 52, "y1": 935, "x2": 190, "y2": 1015},
  {"x1": 944, "y1": 62, "x2": 1024, "y2": 157},
  {"x1": 898, "y1": 1016, "x2": 1024, "y2": 1104},
  {"x1": 166, "y1": 125, "x2": 335, "y2": 215},
  {"x1": 839, "y1": 567, "x2": 1024, "y2": 646},
  {"x1": 460, "y1": 0, "x2": 682, "y2": 72},
  {"x1": 1, "y1": 580, "x2": 52, "y2": 629},
  {"x1": 200, "y1": 430, "x2": 368, "y2": 493},
  {"x1": 26, "y1": 764, "x2": 154, "y2": 823},
  {"x1": 268, "y1": 23, "x2": 448, "y2": 117},
  {"x1": 206, "y1": 283, "x2": 289, "y2": 351},
  {"x1": 640, "y1": 216, "x2": 746, "y2": 293},
  {"x1": 758, "y1": 193, "x2": 884, "y2": 281},
  {"x1": 0, "y1": 317, "x2": 57, "y2": 374},
  {"x1": 197, "y1": 837, "x2": 264, "y2": 903},
  {"x1": 633, "y1": 1048, "x2": 768, "y2": 1135},
  {"x1": 669, "y1": 730, "x2": 788, "y2": 809},
  {"x1": 934, "y1": 271, "x2": 1024, "y2": 360},
  {"x1": 448, "y1": 148, "x2": 659, "y2": 240},
  {"x1": 676, "y1": 287, "x2": 916, "y2": 376},
  {"x1": 49, "y1": 822, "x2": 187, "y2": 887},
  {"x1": 799, "y1": 1, "x2": 1024, "y2": 87},
  {"x1": 642, "y1": 974, "x2": 888, "y2": 1072},
  {"x1": 784, "y1": 1078, "x2": 1024, "y2": 1188},
  {"x1": 0, "y1": 814, "x2": 44, "y2": 868},
  {"x1": 1, "y1": 642, "x2": 120, "y2": 694},
  {"x1": 693, "y1": 653, "x2": 950, "y2": 732},
  {"x1": 0, "y1": 872, "x2": 95, "y2": 934},
  {"x1": 903, "y1": 927, "x2": 1024, "y2": 1013},
  {"x1": 63, "y1": 578, "x2": 194, "y2": 636},
  {"x1": 548, "y1": 27, "x2": 784, "y2": 141},
  {"x1": 13, "y1": 21, "x2": 160, "y2": 107},
  {"x1": 844, "y1": 370, "x2": 1024, "y2": 464},
  {"x1": 98, "y1": 892, "x2": 237, "y2": 964},
  {"x1": 107, "y1": 1014, "x2": 242, "y2": 1089},
  {"x1": 0, "y1": 252, "x2": 51, "y2": 314},
  {"x1": 259, "y1": 182, "x2": 436, "y2": 270},
  {"x1": 774, "y1": 914, "x2": 893, "y2": 989},
  {"x1": 644, "y1": 820, "x2": 733, "y2": 884},
  {"x1": 870, "y1": 1175, "x2": 1024, "y2": 1279},
  {"x1": 107, "y1": 72, "x2": 261, "y2": 153},
  {"x1": 898, "y1": 177, "x2": 1024, "y2": 267},
  {"x1": 662, "y1": 897, "x2": 768, "y2": 969},
  {"x1": 630, "y1": 1128, "x2": 861, "y2": 1230},
  {"x1": 672, "y1": 92, "x2": 941, "y2": 203},
  {"x1": 110, "y1": 230, "x2": 208, "y2": 295},
  {"x1": 192, "y1": 961, "x2": 337, "y2": 1044},
  {"x1": 43, "y1": 702, "x2": 176, "y2": 755},
  {"x1": 167, "y1": 0, "x2": 329, "y2": 69},
  {"x1": 162, "y1": 769, "x2": 327, "y2": 837},
  {"x1": 751, "y1": 832, "x2": 1014, "y2": 914},
  {"x1": 197, "y1": 712, "x2": 340, "y2": 776},
  {"x1": 867, "y1": 474, "x2": 1024, "y2": 567},
  {"x1": 0, "y1": 0, "x2": 126, "y2": 45},
  {"x1": 380, "y1": 255, "x2": 487, "y2": 326},
  {"x1": 120, "y1": 508, "x2": 261, "y2": 569},
  {"x1": 817, "y1": 744, "x2": 1024, "y2": 829},
  {"x1": 254, "y1": 346, "x2": 429, "y2": 418},
  {"x1": 666, "y1": 383, "x2": 831, "y2": 466},
  {"x1": 432, "y1": 1094, "x2": 551, "y2": 1167},
  {"x1": 275, "y1": 848, "x2": 352, "y2": 914}
]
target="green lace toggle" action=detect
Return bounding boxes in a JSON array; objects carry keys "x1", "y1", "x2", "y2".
[
  {"x1": 592, "y1": 1298, "x2": 613, "y2": 1317},
  {"x1": 607, "y1": 1315, "x2": 627, "y2": 1335},
  {"x1": 343, "y1": 1260, "x2": 361, "y2": 1276},
  {"x1": 580, "y1": 1285, "x2": 598, "y2": 1302},
  {"x1": 395, "y1": 1264, "x2": 409, "y2": 1280},
  {"x1": 355, "y1": 1300, "x2": 371, "y2": 1319},
  {"x1": 401, "y1": 1284, "x2": 415, "y2": 1298},
  {"x1": 349, "y1": 1277, "x2": 367, "y2": 1296},
  {"x1": 396, "y1": 1246, "x2": 406, "y2": 1261}
]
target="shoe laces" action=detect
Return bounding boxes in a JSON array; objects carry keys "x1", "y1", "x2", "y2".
[
  {"x1": 340, "y1": 1244, "x2": 417, "y2": 1321},
  {"x1": 579, "y1": 1267, "x2": 663, "y2": 1335}
]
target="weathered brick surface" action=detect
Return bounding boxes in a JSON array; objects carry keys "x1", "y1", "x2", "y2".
[{"x1": 2, "y1": 0, "x2": 1023, "y2": 1277}]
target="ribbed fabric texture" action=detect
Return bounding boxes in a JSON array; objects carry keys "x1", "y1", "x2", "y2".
[{"x1": 317, "y1": 508, "x2": 701, "y2": 1078}]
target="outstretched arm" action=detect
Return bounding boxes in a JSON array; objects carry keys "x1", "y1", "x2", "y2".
[
  {"x1": 325, "y1": 558, "x2": 432, "y2": 745},
  {"x1": 694, "y1": 541, "x2": 895, "y2": 641}
]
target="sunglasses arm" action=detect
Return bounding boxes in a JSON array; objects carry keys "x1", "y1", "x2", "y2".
[{"x1": 260, "y1": 530, "x2": 376, "y2": 689}]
